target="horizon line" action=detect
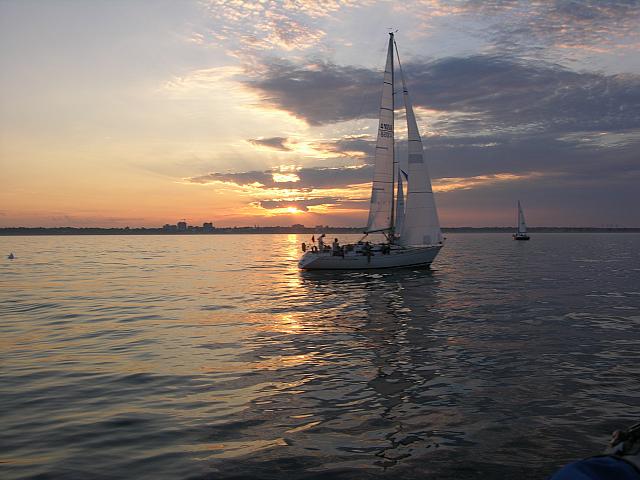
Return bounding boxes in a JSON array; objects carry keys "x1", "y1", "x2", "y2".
[{"x1": 1, "y1": 225, "x2": 638, "y2": 231}]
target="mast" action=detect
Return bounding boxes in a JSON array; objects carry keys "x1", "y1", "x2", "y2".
[{"x1": 389, "y1": 32, "x2": 396, "y2": 237}]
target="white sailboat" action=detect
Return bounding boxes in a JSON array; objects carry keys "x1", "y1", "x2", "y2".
[
  {"x1": 513, "y1": 200, "x2": 530, "y2": 240},
  {"x1": 298, "y1": 33, "x2": 443, "y2": 270}
]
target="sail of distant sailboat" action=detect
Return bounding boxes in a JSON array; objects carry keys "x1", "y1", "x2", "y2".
[
  {"x1": 518, "y1": 201, "x2": 527, "y2": 234},
  {"x1": 513, "y1": 200, "x2": 531, "y2": 240}
]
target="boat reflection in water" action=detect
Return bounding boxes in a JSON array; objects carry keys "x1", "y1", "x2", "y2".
[
  {"x1": 215, "y1": 267, "x2": 478, "y2": 477},
  {"x1": 211, "y1": 254, "x2": 584, "y2": 479}
]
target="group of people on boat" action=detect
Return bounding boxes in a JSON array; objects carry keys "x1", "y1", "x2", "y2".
[
  {"x1": 302, "y1": 234, "x2": 346, "y2": 256},
  {"x1": 301, "y1": 234, "x2": 394, "y2": 260}
]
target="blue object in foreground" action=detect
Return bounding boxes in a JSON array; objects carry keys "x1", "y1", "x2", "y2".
[{"x1": 550, "y1": 456, "x2": 640, "y2": 480}]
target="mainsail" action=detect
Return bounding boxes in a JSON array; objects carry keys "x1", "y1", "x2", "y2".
[
  {"x1": 395, "y1": 43, "x2": 442, "y2": 246},
  {"x1": 517, "y1": 201, "x2": 527, "y2": 233},
  {"x1": 366, "y1": 34, "x2": 395, "y2": 233}
]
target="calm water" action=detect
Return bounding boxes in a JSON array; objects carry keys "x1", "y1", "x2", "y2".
[{"x1": 1, "y1": 233, "x2": 639, "y2": 480}]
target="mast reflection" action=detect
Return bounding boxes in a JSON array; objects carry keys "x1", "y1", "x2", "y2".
[{"x1": 297, "y1": 269, "x2": 455, "y2": 468}]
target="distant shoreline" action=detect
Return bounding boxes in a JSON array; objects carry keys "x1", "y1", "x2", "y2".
[{"x1": 1, "y1": 226, "x2": 638, "y2": 236}]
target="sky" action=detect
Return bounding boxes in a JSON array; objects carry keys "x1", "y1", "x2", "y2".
[{"x1": 1, "y1": 0, "x2": 639, "y2": 228}]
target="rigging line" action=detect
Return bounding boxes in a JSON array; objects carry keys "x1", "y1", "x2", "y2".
[
  {"x1": 394, "y1": 38, "x2": 428, "y2": 175},
  {"x1": 392, "y1": 38, "x2": 410, "y2": 203},
  {"x1": 393, "y1": 39, "x2": 405, "y2": 87},
  {"x1": 394, "y1": 39, "x2": 428, "y2": 144},
  {"x1": 393, "y1": 38, "x2": 416, "y2": 165}
]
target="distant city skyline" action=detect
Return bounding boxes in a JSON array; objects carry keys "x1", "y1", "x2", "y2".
[{"x1": 1, "y1": 1, "x2": 639, "y2": 228}]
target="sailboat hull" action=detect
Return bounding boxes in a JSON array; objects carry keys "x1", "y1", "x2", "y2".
[
  {"x1": 298, "y1": 245, "x2": 442, "y2": 270},
  {"x1": 513, "y1": 234, "x2": 530, "y2": 240}
]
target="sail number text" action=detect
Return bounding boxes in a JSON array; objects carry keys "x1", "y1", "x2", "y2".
[{"x1": 379, "y1": 123, "x2": 393, "y2": 138}]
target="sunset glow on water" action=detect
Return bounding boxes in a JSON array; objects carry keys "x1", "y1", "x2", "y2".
[{"x1": 2, "y1": 233, "x2": 639, "y2": 479}]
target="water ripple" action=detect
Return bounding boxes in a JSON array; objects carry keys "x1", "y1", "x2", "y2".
[{"x1": 1, "y1": 233, "x2": 639, "y2": 479}]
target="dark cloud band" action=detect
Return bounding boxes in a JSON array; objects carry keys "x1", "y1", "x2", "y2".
[
  {"x1": 248, "y1": 137, "x2": 292, "y2": 151},
  {"x1": 188, "y1": 165, "x2": 373, "y2": 190}
]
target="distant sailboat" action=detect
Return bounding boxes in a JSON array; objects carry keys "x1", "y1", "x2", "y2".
[
  {"x1": 513, "y1": 201, "x2": 530, "y2": 240},
  {"x1": 298, "y1": 33, "x2": 443, "y2": 270}
]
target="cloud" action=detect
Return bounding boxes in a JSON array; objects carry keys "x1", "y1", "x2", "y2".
[
  {"x1": 187, "y1": 165, "x2": 373, "y2": 191},
  {"x1": 188, "y1": 164, "x2": 550, "y2": 202},
  {"x1": 409, "y1": 56, "x2": 640, "y2": 135},
  {"x1": 248, "y1": 136, "x2": 292, "y2": 151},
  {"x1": 310, "y1": 134, "x2": 374, "y2": 161},
  {"x1": 187, "y1": 165, "x2": 372, "y2": 218},
  {"x1": 423, "y1": 128, "x2": 640, "y2": 181},
  {"x1": 240, "y1": 54, "x2": 640, "y2": 188},
  {"x1": 186, "y1": 159, "x2": 639, "y2": 225},
  {"x1": 160, "y1": 66, "x2": 246, "y2": 96},
  {"x1": 471, "y1": 1, "x2": 640, "y2": 53},
  {"x1": 257, "y1": 197, "x2": 343, "y2": 212},
  {"x1": 199, "y1": 1, "x2": 640, "y2": 59},
  {"x1": 189, "y1": 170, "x2": 274, "y2": 187},
  {"x1": 402, "y1": 1, "x2": 640, "y2": 55},
  {"x1": 199, "y1": 0, "x2": 368, "y2": 56},
  {"x1": 433, "y1": 172, "x2": 544, "y2": 192},
  {"x1": 557, "y1": 129, "x2": 640, "y2": 149},
  {"x1": 243, "y1": 134, "x2": 373, "y2": 159},
  {"x1": 243, "y1": 60, "x2": 380, "y2": 125},
  {"x1": 243, "y1": 55, "x2": 640, "y2": 137}
]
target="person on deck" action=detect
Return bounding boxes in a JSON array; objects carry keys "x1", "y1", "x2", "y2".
[
  {"x1": 332, "y1": 238, "x2": 339, "y2": 254},
  {"x1": 363, "y1": 242, "x2": 372, "y2": 262},
  {"x1": 318, "y1": 234, "x2": 325, "y2": 251}
]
